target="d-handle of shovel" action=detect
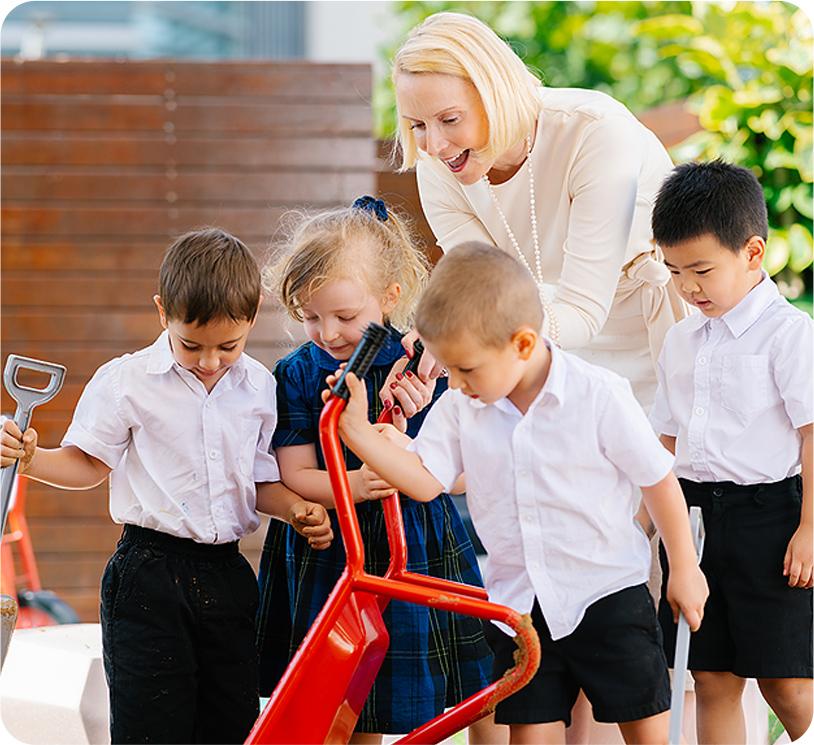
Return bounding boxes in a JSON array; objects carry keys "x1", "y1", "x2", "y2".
[
  {"x1": 668, "y1": 506, "x2": 706, "y2": 745},
  {"x1": 1, "y1": 355, "x2": 66, "y2": 535}
]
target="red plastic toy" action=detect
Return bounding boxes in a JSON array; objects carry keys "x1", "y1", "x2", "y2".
[{"x1": 247, "y1": 325, "x2": 540, "y2": 744}]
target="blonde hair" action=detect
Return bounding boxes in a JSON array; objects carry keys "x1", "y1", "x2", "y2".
[
  {"x1": 264, "y1": 202, "x2": 430, "y2": 331},
  {"x1": 416, "y1": 242, "x2": 543, "y2": 348},
  {"x1": 393, "y1": 12, "x2": 542, "y2": 170}
]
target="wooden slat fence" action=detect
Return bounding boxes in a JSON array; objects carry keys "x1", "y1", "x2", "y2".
[{"x1": 1, "y1": 59, "x2": 375, "y2": 621}]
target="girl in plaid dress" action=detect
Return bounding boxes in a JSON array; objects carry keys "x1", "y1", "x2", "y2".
[{"x1": 256, "y1": 198, "x2": 494, "y2": 739}]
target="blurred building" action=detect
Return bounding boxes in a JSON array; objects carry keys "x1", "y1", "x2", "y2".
[{"x1": 1, "y1": 1, "x2": 395, "y2": 64}]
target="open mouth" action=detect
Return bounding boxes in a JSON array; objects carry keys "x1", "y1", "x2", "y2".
[{"x1": 443, "y1": 149, "x2": 469, "y2": 173}]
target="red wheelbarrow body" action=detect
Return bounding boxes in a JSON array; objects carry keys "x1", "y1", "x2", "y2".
[{"x1": 247, "y1": 327, "x2": 540, "y2": 744}]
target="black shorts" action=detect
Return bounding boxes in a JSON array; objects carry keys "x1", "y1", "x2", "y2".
[
  {"x1": 491, "y1": 585, "x2": 670, "y2": 726},
  {"x1": 659, "y1": 476, "x2": 813, "y2": 679}
]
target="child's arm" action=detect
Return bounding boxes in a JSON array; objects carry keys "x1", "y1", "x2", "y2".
[
  {"x1": 1, "y1": 419, "x2": 111, "y2": 489},
  {"x1": 255, "y1": 480, "x2": 333, "y2": 551},
  {"x1": 641, "y1": 472, "x2": 708, "y2": 630},
  {"x1": 784, "y1": 423, "x2": 813, "y2": 589},
  {"x1": 276, "y1": 443, "x2": 395, "y2": 507},
  {"x1": 325, "y1": 372, "x2": 446, "y2": 503},
  {"x1": 659, "y1": 434, "x2": 676, "y2": 455}
]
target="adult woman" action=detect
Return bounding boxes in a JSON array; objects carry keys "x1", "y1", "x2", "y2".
[{"x1": 389, "y1": 11, "x2": 686, "y2": 408}]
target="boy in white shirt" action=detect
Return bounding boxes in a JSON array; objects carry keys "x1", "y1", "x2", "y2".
[
  {"x1": 328, "y1": 242, "x2": 708, "y2": 745},
  {"x1": 0, "y1": 228, "x2": 333, "y2": 744},
  {"x1": 650, "y1": 160, "x2": 813, "y2": 742}
]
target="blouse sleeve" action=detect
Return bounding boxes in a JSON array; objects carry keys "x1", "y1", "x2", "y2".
[
  {"x1": 551, "y1": 115, "x2": 646, "y2": 349},
  {"x1": 271, "y1": 357, "x2": 318, "y2": 450},
  {"x1": 416, "y1": 158, "x2": 494, "y2": 252}
]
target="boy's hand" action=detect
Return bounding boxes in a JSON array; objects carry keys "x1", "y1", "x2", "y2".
[
  {"x1": 1, "y1": 419, "x2": 37, "y2": 472},
  {"x1": 289, "y1": 501, "x2": 333, "y2": 551},
  {"x1": 666, "y1": 564, "x2": 709, "y2": 632},
  {"x1": 321, "y1": 370, "x2": 369, "y2": 435},
  {"x1": 358, "y1": 464, "x2": 397, "y2": 502},
  {"x1": 372, "y1": 422, "x2": 412, "y2": 449},
  {"x1": 783, "y1": 525, "x2": 813, "y2": 588}
]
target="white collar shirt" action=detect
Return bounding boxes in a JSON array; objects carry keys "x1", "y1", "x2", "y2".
[
  {"x1": 409, "y1": 344, "x2": 673, "y2": 639},
  {"x1": 651, "y1": 274, "x2": 813, "y2": 485},
  {"x1": 62, "y1": 331, "x2": 280, "y2": 543}
]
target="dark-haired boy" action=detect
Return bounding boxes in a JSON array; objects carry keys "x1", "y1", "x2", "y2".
[
  {"x1": 1, "y1": 228, "x2": 333, "y2": 744},
  {"x1": 651, "y1": 160, "x2": 813, "y2": 742}
]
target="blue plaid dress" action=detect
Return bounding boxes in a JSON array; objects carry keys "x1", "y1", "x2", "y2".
[{"x1": 256, "y1": 328, "x2": 493, "y2": 733}]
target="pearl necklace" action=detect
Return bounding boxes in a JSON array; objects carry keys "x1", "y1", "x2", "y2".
[{"x1": 482, "y1": 137, "x2": 561, "y2": 345}]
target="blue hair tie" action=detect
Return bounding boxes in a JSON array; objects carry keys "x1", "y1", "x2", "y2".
[{"x1": 352, "y1": 195, "x2": 389, "y2": 222}]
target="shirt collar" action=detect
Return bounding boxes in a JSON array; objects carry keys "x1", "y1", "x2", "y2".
[
  {"x1": 720, "y1": 272, "x2": 779, "y2": 338},
  {"x1": 308, "y1": 325, "x2": 407, "y2": 372},
  {"x1": 145, "y1": 330, "x2": 258, "y2": 390},
  {"x1": 682, "y1": 272, "x2": 779, "y2": 338},
  {"x1": 466, "y1": 337, "x2": 565, "y2": 415}
]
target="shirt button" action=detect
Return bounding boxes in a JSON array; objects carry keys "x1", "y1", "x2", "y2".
[
  {"x1": 698, "y1": 356, "x2": 707, "y2": 365},
  {"x1": 695, "y1": 407, "x2": 705, "y2": 416},
  {"x1": 712, "y1": 488, "x2": 723, "y2": 497},
  {"x1": 209, "y1": 449, "x2": 218, "y2": 459}
]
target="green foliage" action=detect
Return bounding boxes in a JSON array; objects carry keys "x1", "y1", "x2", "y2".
[{"x1": 377, "y1": 1, "x2": 813, "y2": 295}]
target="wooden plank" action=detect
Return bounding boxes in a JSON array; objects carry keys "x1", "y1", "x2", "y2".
[
  {"x1": 25, "y1": 484, "x2": 109, "y2": 519},
  {"x1": 1, "y1": 60, "x2": 370, "y2": 100},
  {"x1": 2, "y1": 205, "x2": 294, "y2": 237},
  {"x1": 2, "y1": 100, "x2": 372, "y2": 136},
  {"x1": 37, "y1": 557, "x2": 110, "y2": 589},
  {"x1": 29, "y1": 520, "x2": 121, "y2": 553},
  {"x1": 2, "y1": 277, "x2": 156, "y2": 307},
  {"x1": 1, "y1": 238, "x2": 286, "y2": 272},
  {"x1": 52, "y1": 589, "x2": 101, "y2": 623},
  {"x1": 2, "y1": 170, "x2": 374, "y2": 204},
  {"x1": 2, "y1": 135, "x2": 375, "y2": 169}
]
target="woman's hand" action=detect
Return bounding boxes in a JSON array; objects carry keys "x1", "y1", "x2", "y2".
[
  {"x1": 380, "y1": 361, "x2": 437, "y2": 432},
  {"x1": 400, "y1": 328, "x2": 445, "y2": 381}
]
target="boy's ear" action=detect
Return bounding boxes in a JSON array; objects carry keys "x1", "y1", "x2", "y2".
[
  {"x1": 153, "y1": 295, "x2": 168, "y2": 329},
  {"x1": 744, "y1": 236, "x2": 765, "y2": 269},
  {"x1": 380, "y1": 282, "x2": 402, "y2": 316},
  {"x1": 510, "y1": 327, "x2": 537, "y2": 360},
  {"x1": 250, "y1": 294, "x2": 264, "y2": 329}
]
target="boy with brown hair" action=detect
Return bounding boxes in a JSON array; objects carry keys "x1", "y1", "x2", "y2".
[{"x1": 1, "y1": 227, "x2": 332, "y2": 744}]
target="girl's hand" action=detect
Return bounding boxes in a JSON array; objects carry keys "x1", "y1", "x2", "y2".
[
  {"x1": 666, "y1": 564, "x2": 709, "y2": 631},
  {"x1": 358, "y1": 464, "x2": 397, "y2": 502},
  {"x1": 784, "y1": 525, "x2": 813, "y2": 589},
  {"x1": 372, "y1": 422, "x2": 412, "y2": 449},
  {"x1": 289, "y1": 500, "x2": 334, "y2": 550},
  {"x1": 1, "y1": 419, "x2": 37, "y2": 471}
]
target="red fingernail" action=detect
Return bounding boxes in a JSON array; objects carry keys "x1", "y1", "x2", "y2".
[
  {"x1": 390, "y1": 382, "x2": 397, "y2": 390},
  {"x1": 383, "y1": 399, "x2": 392, "y2": 409},
  {"x1": 405, "y1": 371, "x2": 413, "y2": 378},
  {"x1": 395, "y1": 372, "x2": 403, "y2": 381},
  {"x1": 394, "y1": 406, "x2": 401, "y2": 415}
]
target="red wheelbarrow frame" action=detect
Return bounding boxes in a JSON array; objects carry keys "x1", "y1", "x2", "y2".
[{"x1": 247, "y1": 326, "x2": 540, "y2": 744}]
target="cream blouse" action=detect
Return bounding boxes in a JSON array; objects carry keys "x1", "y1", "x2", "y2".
[{"x1": 416, "y1": 87, "x2": 687, "y2": 406}]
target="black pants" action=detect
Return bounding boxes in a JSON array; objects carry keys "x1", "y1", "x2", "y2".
[{"x1": 101, "y1": 525, "x2": 260, "y2": 744}]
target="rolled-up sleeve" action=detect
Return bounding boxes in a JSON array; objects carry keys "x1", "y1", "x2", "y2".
[{"x1": 61, "y1": 360, "x2": 130, "y2": 469}]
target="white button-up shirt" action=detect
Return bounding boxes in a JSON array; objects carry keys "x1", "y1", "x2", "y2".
[
  {"x1": 410, "y1": 344, "x2": 674, "y2": 639},
  {"x1": 651, "y1": 274, "x2": 813, "y2": 485},
  {"x1": 62, "y1": 331, "x2": 280, "y2": 543}
]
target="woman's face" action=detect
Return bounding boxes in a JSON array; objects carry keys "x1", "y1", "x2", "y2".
[{"x1": 395, "y1": 72, "x2": 492, "y2": 186}]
